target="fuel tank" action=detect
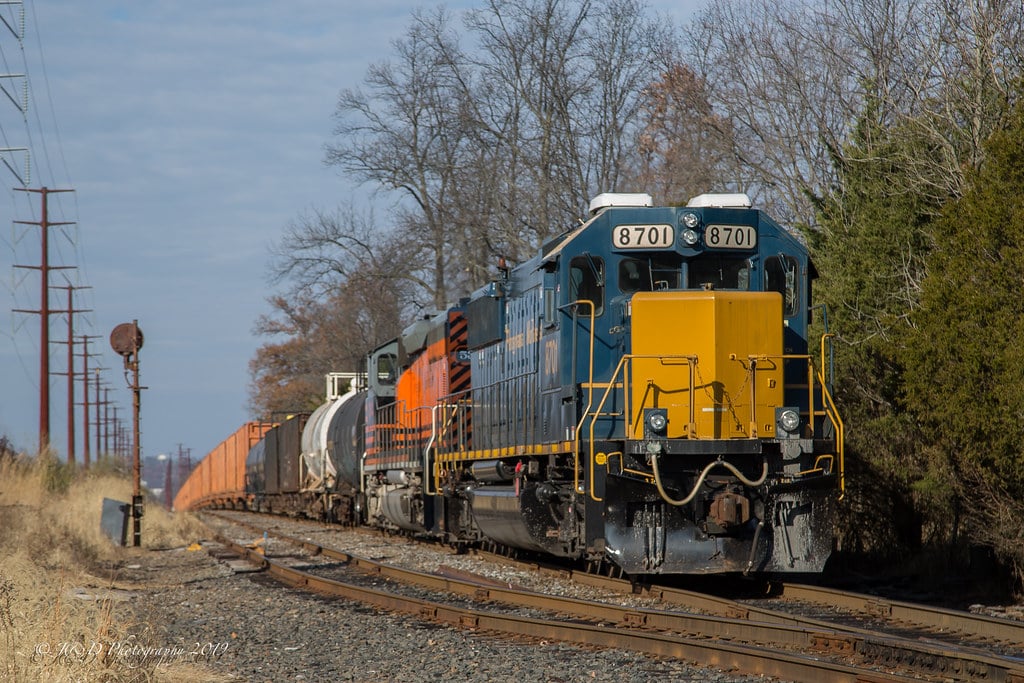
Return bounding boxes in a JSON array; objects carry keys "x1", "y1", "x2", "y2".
[
  {"x1": 380, "y1": 486, "x2": 425, "y2": 532},
  {"x1": 467, "y1": 484, "x2": 574, "y2": 557}
]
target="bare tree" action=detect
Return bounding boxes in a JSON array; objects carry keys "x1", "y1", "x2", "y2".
[
  {"x1": 248, "y1": 294, "x2": 330, "y2": 417},
  {"x1": 580, "y1": 0, "x2": 678, "y2": 193},
  {"x1": 325, "y1": 7, "x2": 474, "y2": 309},
  {"x1": 896, "y1": 0, "x2": 1023, "y2": 200},
  {"x1": 465, "y1": 0, "x2": 593, "y2": 240},
  {"x1": 624, "y1": 62, "x2": 737, "y2": 205},
  {"x1": 684, "y1": 0, "x2": 1023, "y2": 227},
  {"x1": 257, "y1": 0, "x2": 680, "y2": 415},
  {"x1": 272, "y1": 205, "x2": 389, "y2": 295},
  {"x1": 254, "y1": 203, "x2": 412, "y2": 414},
  {"x1": 319, "y1": 0, "x2": 675, "y2": 304},
  {"x1": 464, "y1": 0, "x2": 673, "y2": 237},
  {"x1": 248, "y1": 278, "x2": 406, "y2": 417},
  {"x1": 684, "y1": 0, "x2": 858, "y2": 226}
]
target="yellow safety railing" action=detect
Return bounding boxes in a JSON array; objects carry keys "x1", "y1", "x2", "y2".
[
  {"x1": 579, "y1": 353, "x2": 698, "y2": 502},
  {"x1": 576, "y1": 341, "x2": 845, "y2": 502},
  {"x1": 818, "y1": 333, "x2": 845, "y2": 496},
  {"x1": 429, "y1": 398, "x2": 473, "y2": 495},
  {"x1": 569, "y1": 300, "x2": 595, "y2": 497}
]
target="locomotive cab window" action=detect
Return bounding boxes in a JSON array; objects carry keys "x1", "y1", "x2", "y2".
[
  {"x1": 543, "y1": 270, "x2": 557, "y2": 327},
  {"x1": 619, "y1": 257, "x2": 681, "y2": 293},
  {"x1": 570, "y1": 255, "x2": 604, "y2": 316},
  {"x1": 376, "y1": 352, "x2": 398, "y2": 385},
  {"x1": 765, "y1": 254, "x2": 799, "y2": 316},
  {"x1": 651, "y1": 258, "x2": 681, "y2": 290},
  {"x1": 619, "y1": 258, "x2": 649, "y2": 294},
  {"x1": 687, "y1": 255, "x2": 750, "y2": 290}
]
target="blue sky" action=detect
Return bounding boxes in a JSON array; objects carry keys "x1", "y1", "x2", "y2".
[{"x1": 0, "y1": 1, "x2": 705, "y2": 466}]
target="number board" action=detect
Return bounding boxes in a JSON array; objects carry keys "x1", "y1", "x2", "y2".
[
  {"x1": 612, "y1": 224, "x2": 674, "y2": 250},
  {"x1": 704, "y1": 224, "x2": 757, "y2": 250}
]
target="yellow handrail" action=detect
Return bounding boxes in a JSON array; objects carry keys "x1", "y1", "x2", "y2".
[
  {"x1": 580, "y1": 354, "x2": 629, "y2": 502},
  {"x1": 815, "y1": 367, "x2": 845, "y2": 496},
  {"x1": 816, "y1": 333, "x2": 845, "y2": 495},
  {"x1": 569, "y1": 300, "x2": 596, "y2": 497},
  {"x1": 575, "y1": 346, "x2": 844, "y2": 501},
  {"x1": 744, "y1": 348, "x2": 844, "y2": 495},
  {"x1": 430, "y1": 397, "x2": 473, "y2": 494},
  {"x1": 579, "y1": 353, "x2": 698, "y2": 502}
]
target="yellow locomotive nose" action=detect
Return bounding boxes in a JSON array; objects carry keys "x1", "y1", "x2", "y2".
[{"x1": 628, "y1": 290, "x2": 784, "y2": 441}]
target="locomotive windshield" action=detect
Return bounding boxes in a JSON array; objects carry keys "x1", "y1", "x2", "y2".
[
  {"x1": 687, "y1": 255, "x2": 751, "y2": 290},
  {"x1": 616, "y1": 254, "x2": 756, "y2": 294},
  {"x1": 376, "y1": 352, "x2": 397, "y2": 385},
  {"x1": 619, "y1": 257, "x2": 681, "y2": 293}
]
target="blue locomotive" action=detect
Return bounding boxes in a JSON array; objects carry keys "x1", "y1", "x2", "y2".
[
  {"x1": 421, "y1": 192, "x2": 843, "y2": 574},
  {"x1": 187, "y1": 192, "x2": 843, "y2": 577}
]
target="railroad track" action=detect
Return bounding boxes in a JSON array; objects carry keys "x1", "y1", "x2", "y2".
[
  {"x1": 202, "y1": 511, "x2": 1023, "y2": 682},
  {"x1": 777, "y1": 582, "x2": 1023, "y2": 645}
]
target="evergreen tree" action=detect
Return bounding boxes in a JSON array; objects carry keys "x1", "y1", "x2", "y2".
[
  {"x1": 814, "y1": 101, "x2": 944, "y2": 556},
  {"x1": 902, "y1": 98, "x2": 1024, "y2": 577}
]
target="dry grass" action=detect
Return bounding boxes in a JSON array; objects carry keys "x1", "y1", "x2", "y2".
[{"x1": 0, "y1": 453, "x2": 225, "y2": 682}]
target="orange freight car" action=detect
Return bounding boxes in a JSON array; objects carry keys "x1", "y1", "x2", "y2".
[{"x1": 173, "y1": 421, "x2": 273, "y2": 511}]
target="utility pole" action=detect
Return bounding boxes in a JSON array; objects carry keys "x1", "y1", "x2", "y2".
[
  {"x1": 77, "y1": 336, "x2": 101, "y2": 469},
  {"x1": 94, "y1": 369, "x2": 104, "y2": 460},
  {"x1": 54, "y1": 284, "x2": 91, "y2": 465},
  {"x1": 12, "y1": 187, "x2": 76, "y2": 454},
  {"x1": 105, "y1": 390, "x2": 113, "y2": 459}
]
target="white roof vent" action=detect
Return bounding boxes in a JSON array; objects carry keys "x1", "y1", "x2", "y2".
[
  {"x1": 686, "y1": 193, "x2": 752, "y2": 209},
  {"x1": 589, "y1": 192, "x2": 653, "y2": 215}
]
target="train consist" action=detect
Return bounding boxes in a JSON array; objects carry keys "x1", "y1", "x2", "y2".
[{"x1": 175, "y1": 192, "x2": 844, "y2": 576}]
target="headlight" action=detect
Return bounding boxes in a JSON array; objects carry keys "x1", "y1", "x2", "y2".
[
  {"x1": 680, "y1": 228, "x2": 699, "y2": 246},
  {"x1": 681, "y1": 212, "x2": 699, "y2": 228},
  {"x1": 645, "y1": 409, "x2": 668, "y2": 436},
  {"x1": 777, "y1": 408, "x2": 801, "y2": 434}
]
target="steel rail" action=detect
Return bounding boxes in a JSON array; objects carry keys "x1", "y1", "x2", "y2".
[
  {"x1": 205, "y1": 512, "x2": 1024, "y2": 682},
  {"x1": 779, "y1": 582, "x2": 1024, "y2": 645},
  {"x1": 472, "y1": 547, "x2": 1024, "y2": 648},
  {"x1": 476, "y1": 545, "x2": 1024, "y2": 649},
  {"x1": 213, "y1": 533, "x2": 925, "y2": 683}
]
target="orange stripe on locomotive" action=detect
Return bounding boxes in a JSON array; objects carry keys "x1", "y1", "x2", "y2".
[{"x1": 365, "y1": 310, "x2": 468, "y2": 469}]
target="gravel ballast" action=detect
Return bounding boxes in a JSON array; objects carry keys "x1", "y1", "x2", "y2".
[{"x1": 119, "y1": 538, "x2": 780, "y2": 682}]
